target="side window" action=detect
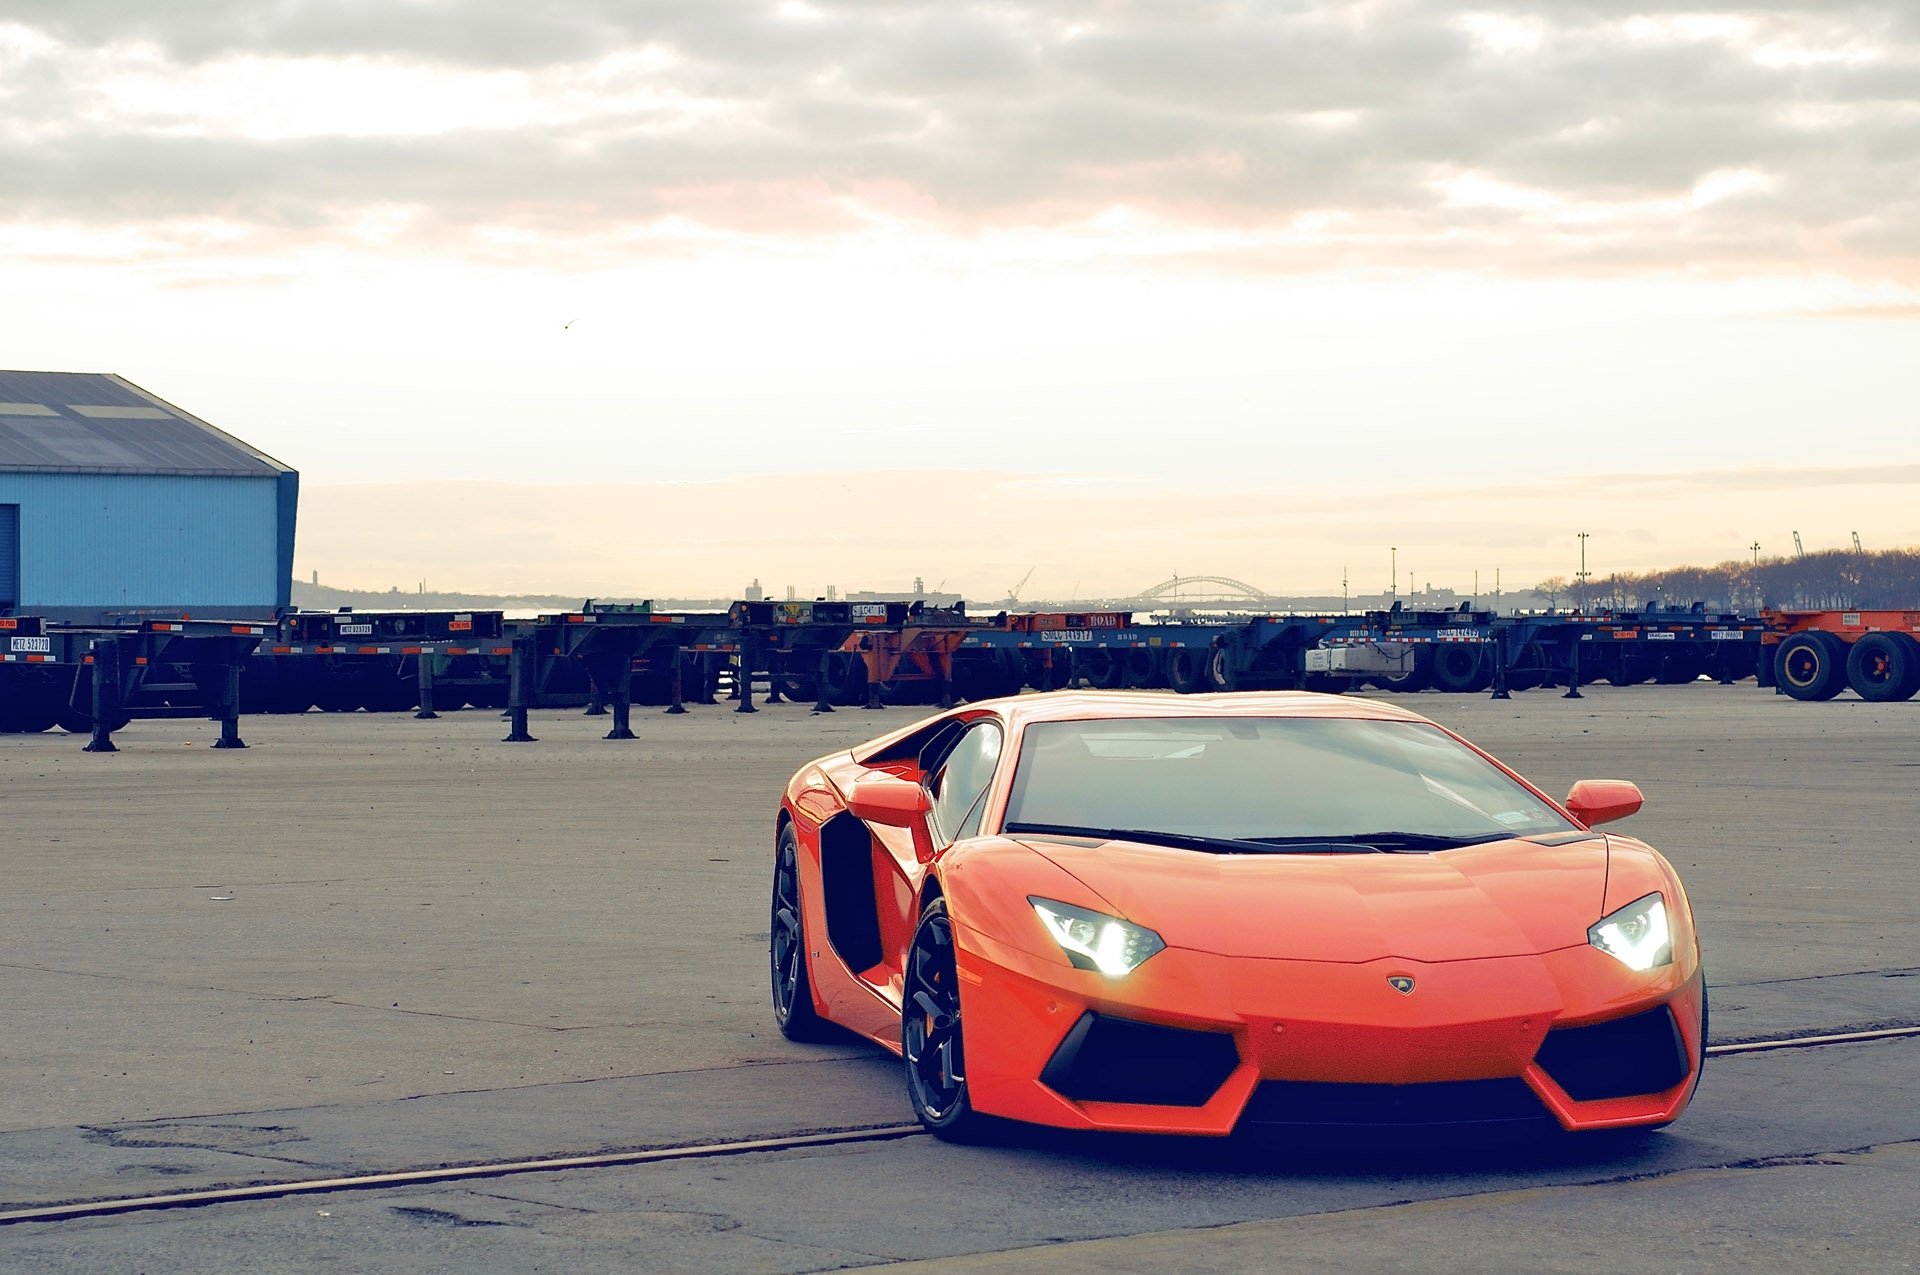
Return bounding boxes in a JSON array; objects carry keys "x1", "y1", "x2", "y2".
[{"x1": 928, "y1": 722, "x2": 1003, "y2": 844}]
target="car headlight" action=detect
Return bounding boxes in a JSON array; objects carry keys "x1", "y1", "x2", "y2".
[
  {"x1": 1589, "y1": 893, "x2": 1672, "y2": 971},
  {"x1": 1029, "y1": 898, "x2": 1166, "y2": 977}
]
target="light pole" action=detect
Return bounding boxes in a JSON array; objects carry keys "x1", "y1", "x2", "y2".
[
  {"x1": 1576, "y1": 532, "x2": 1591, "y2": 611},
  {"x1": 1390, "y1": 547, "x2": 1397, "y2": 603}
]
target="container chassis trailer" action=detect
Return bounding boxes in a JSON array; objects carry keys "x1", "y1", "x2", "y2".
[
  {"x1": 0, "y1": 599, "x2": 1897, "y2": 748},
  {"x1": 1764, "y1": 609, "x2": 1920, "y2": 702}
]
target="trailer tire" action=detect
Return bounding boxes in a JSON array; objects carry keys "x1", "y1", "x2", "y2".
[
  {"x1": 1656, "y1": 648, "x2": 1704, "y2": 684},
  {"x1": 1165, "y1": 648, "x2": 1205, "y2": 694},
  {"x1": 1606, "y1": 654, "x2": 1656, "y2": 687},
  {"x1": 1845, "y1": 632, "x2": 1920, "y2": 702},
  {"x1": 1081, "y1": 647, "x2": 1125, "y2": 690},
  {"x1": 1202, "y1": 646, "x2": 1236, "y2": 692},
  {"x1": 0, "y1": 669, "x2": 61, "y2": 733},
  {"x1": 1431, "y1": 645, "x2": 1491, "y2": 693},
  {"x1": 1372, "y1": 646, "x2": 1433, "y2": 693},
  {"x1": 1775, "y1": 631, "x2": 1847, "y2": 700},
  {"x1": 1120, "y1": 647, "x2": 1160, "y2": 689},
  {"x1": 826, "y1": 652, "x2": 869, "y2": 706}
]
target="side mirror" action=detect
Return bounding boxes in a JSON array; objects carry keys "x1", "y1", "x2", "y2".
[
  {"x1": 849, "y1": 776, "x2": 936, "y2": 862},
  {"x1": 1565, "y1": 779, "x2": 1643, "y2": 827}
]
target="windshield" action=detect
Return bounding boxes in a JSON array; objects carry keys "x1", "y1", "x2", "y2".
[{"x1": 1002, "y1": 717, "x2": 1576, "y2": 847}]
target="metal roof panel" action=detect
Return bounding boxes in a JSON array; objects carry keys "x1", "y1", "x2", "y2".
[{"x1": 0, "y1": 370, "x2": 289, "y2": 476}]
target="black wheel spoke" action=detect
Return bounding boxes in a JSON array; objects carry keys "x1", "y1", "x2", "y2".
[{"x1": 904, "y1": 900, "x2": 972, "y2": 1129}]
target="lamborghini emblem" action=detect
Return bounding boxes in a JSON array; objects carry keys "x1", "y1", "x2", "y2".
[{"x1": 1388, "y1": 976, "x2": 1415, "y2": 994}]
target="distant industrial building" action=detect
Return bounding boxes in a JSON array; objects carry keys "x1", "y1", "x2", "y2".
[{"x1": 0, "y1": 370, "x2": 297, "y2": 621}]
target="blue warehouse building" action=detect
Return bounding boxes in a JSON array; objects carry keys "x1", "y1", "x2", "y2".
[{"x1": 0, "y1": 370, "x2": 297, "y2": 622}]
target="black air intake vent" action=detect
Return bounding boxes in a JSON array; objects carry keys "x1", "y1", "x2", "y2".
[
  {"x1": 1241, "y1": 1078, "x2": 1550, "y2": 1128},
  {"x1": 1535, "y1": 1005, "x2": 1690, "y2": 1101},
  {"x1": 1040, "y1": 1013, "x2": 1238, "y2": 1107}
]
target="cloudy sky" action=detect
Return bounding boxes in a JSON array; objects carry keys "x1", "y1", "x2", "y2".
[{"x1": 4, "y1": 1, "x2": 1917, "y2": 600}]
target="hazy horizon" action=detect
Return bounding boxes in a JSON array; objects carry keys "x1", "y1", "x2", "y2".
[{"x1": 295, "y1": 462, "x2": 1920, "y2": 603}]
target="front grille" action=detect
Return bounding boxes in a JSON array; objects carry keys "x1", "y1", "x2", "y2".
[
  {"x1": 1240, "y1": 1078, "x2": 1550, "y2": 1129},
  {"x1": 1039, "y1": 1012, "x2": 1239, "y2": 1107},
  {"x1": 1535, "y1": 1005, "x2": 1690, "y2": 1101}
]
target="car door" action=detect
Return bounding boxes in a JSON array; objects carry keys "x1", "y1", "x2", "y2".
[{"x1": 868, "y1": 718, "x2": 1006, "y2": 1004}]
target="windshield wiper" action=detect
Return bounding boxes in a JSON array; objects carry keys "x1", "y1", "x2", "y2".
[
  {"x1": 1281, "y1": 830, "x2": 1513, "y2": 852},
  {"x1": 1003, "y1": 822, "x2": 1384, "y2": 855}
]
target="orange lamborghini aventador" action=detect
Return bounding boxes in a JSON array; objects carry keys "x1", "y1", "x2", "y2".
[{"x1": 770, "y1": 692, "x2": 1705, "y2": 1142}]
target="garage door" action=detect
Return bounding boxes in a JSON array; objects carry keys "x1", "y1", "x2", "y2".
[{"x1": 0, "y1": 504, "x2": 17, "y2": 609}]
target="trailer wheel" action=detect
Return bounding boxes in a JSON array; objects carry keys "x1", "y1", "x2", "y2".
[
  {"x1": 1165, "y1": 648, "x2": 1205, "y2": 694},
  {"x1": 1431, "y1": 645, "x2": 1490, "y2": 693},
  {"x1": 1845, "y1": 632, "x2": 1920, "y2": 702},
  {"x1": 1202, "y1": 646, "x2": 1236, "y2": 692},
  {"x1": 1081, "y1": 648, "x2": 1125, "y2": 690},
  {"x1": 1606, "y1": 653, "x2": 1656, "y2": 687},
  {"x1": 1374, "y1": 652, "x2": 1436, "y2": 691},
  {"x1": 950, "y1": 655, "x2": 997, "y2": 704},
  {"x1": 0, "y1": 669, "x2": 61, "y2": 733},
  {"x1": 1775, "y1": 631, "x2": 1848, "y2": 700},
  {"x1": 1121, "y1": 647, "x2": 1160, "y2": 689},
  {"x1": 1656, "y1": 648, "x2": 1704, "y2": 684},
  {"x1": 826, "y1": 652, "x2": 869, "y2": 706}
]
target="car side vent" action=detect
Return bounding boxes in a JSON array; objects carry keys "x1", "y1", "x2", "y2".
[
  {"x1": 1535, "y1": 1006, "x2": 1690, "y2": 1101},
  {"x1": 817, "y1": 813, "x2": 884, "y2": 973},
  {"x1": 1040, "y1": 1013, "x2": 1238, "y2": 1107}
]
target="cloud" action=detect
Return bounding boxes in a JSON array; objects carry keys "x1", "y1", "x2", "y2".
[{"x1": 2, "y1": 1, "x2": 1916, "y2": 278}]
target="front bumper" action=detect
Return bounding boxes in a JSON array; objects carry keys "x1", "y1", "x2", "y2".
[{"x1": 954, "y1": 924, "x2": 1706, "y2": 1136}]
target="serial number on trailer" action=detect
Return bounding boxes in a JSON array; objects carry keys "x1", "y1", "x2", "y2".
[
  {"x1": 1037, "y1": 630, "x2": 1141, "y2": 643},
  {"x1": 9, "y1": 637, "x2": 51, "y2": 653}
]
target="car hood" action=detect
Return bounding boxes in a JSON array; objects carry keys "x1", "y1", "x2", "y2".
[{"x1": 1014, "y1": 834, "x2": 1609, "y2": 963}]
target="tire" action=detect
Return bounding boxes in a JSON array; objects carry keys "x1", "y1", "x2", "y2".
[
  {"x1": 771, "y1": 824, "x2": 828, "y2": 1042},
  {"x1": 950, "y1": 655, "x2": 1001, "y2": 704},
  {"x1": 1501, "y1": 644, "x2": 1547, "y2": 692},
  {"x1": 1775, "y1": 631, "x2": 1847, "y2": 701},
  {"x1": 826, "y1": 652, "x2": 869, "y2": 706},
  {"x1": 774, "y1": 673, "x2": 818, "y2": 703},
  {"x1": 0, "y1": 668, "x2": 61, "y2": 733},
  {"x1": 1845, "y1": 632, "x2": 1920, "y2": 702},
  {"x1": 1121, "y1": 647, "x2": 1161, "y2": 689},
  {"x1": 1081, "y1": 647, "x2": 1125, "y2": 690},
  {"x1": 1372, "y1": 646, "x2": 1432, "y2": 693},
  {"x1": 903, "y1": 897, "x2": 990, "y2": 1142},
  {"x1": 1655, "y1": 648, "x2": 1704, "y2": 685},
  {"x1": 1164, "y1": 648, "x2": 1204, "y2": 694},
  {"x1": 1202, "y1": 645, "x2": 1236, "y2": 692},
  {"x1": 1431, "y1": 644, "x2": 1491, "y2": 693},
  {"x1": 1605, "y1": 653, "x2": 1655, "y2": 687},
  {"x1": 1034, "y1": 651, "x2": 1074, "y2": 692}
]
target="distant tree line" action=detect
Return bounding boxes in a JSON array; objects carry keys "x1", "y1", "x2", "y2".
[{"x1": 1532, "y1": 547, "x2": 1920, "y2": 613}]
